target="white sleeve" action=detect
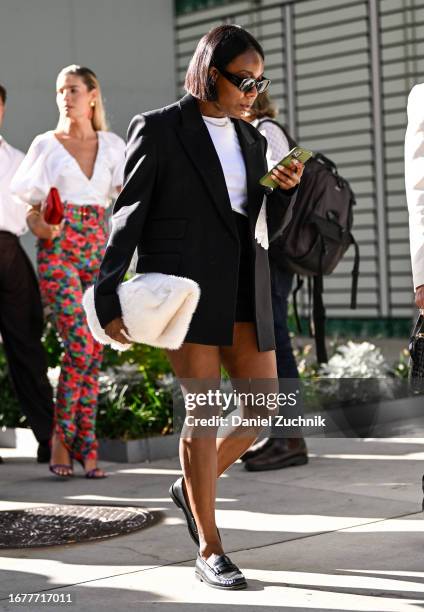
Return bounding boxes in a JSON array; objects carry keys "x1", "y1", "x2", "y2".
[
  {"x1": 257, "y1": 121, "x2": 290, "y2": 168},
  {"x1": 405, "y1": 84, "x2": 424, "y2": 290},
  {"x1": 10, "y1": 135, "x2": 52, "y2": 205},
  {"x1": 107, "y1": 132, "x2": 126, "y2": 198}
]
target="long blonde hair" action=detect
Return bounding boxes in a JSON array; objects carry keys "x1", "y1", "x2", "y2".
[{"x1": 56, "y1": 64, "x2": 108, "y2": 131}]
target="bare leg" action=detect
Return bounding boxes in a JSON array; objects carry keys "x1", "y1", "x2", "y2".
[
  {"x1": 166, "y1": 343, "x2": 223, "y2": 559},
  {"x1": 217, "y1": 322, "x2": 278, "y2": 476}
]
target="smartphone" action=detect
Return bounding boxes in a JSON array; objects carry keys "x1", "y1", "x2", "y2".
[{"x1": 259, "y1": 146, "x2": 313, "y2": 189}]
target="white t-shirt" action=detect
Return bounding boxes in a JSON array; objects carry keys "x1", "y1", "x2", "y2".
[
  {"x1": 0, "y1": 136, "x2": 26, "y2": 236},
  {"x1": 202, "y1": 115, "x2": 248, "y2": 216},
  {"x1": 11, "y1": 130, "x2": 125, "y2": 208}
]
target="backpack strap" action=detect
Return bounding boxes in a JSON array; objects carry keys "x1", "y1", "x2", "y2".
[
  {"x1": 292, "y1": 274, "x2": 304, "y2": 334},
  {"x1": 313, "y1": 274, "x2": 328, "y2": 364},
  {"x1": 307, "y1": 277, "x2": 314, "y2": 337},
  {"x1": 314, "y1": 236, "x2": 328, "y2": 363},
  {"x1": 350, "y1": 234, "x2": 360, "y2": 309}
]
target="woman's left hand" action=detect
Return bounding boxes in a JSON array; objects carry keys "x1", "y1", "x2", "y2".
[{"x1": 271, "y1": 160, "x2": 304, "y2": 191}]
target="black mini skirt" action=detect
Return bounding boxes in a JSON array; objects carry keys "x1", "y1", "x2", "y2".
[{"x1": 233, "y1": 211, "x2": 255, "y2": 322}]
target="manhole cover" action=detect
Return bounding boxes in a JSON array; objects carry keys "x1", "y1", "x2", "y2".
[{"x1": 0, "y1": 505, "x2": 159, "y2": 548}]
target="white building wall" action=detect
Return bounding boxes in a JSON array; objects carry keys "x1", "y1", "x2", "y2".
[{"x1": 0, "y1": 0, "x2": 176, "y2": 258}]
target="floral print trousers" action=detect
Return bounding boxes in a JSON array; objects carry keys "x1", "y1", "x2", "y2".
[{"x1": 37, "y1": 204, "x2": 108, "y2": 461}]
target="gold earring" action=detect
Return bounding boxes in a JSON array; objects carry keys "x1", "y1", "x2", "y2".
[{"x1": 90, "y1": 101, "x2": 95, "y2": 108}]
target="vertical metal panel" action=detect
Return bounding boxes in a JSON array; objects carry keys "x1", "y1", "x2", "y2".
[
  {"x1": 369, "y1": 0, "x2": 390, "y2": 315},
  {"x1": 283, "y1": 2, "x2": 297, "y2": 139},
  {"x1": 288, "y1": 0, "x2": 377, "y2": 317}
]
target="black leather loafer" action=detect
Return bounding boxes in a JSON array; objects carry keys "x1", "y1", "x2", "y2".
[
  {"x1": 195, "y1": 553, "x2": 247, "y2": 590},
  {"x1": 240, "y1": 437, "x2": 273, "y2": 461},
  {"x1": 244, "y1": 437, "x2": 308, "y2": 472},
  {"x1": 169, "y1": 476, "x2": 199, "y2": 546}
]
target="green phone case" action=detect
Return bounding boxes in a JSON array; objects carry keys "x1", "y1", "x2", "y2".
[{"x1": 259, "y1": 146, "x2": 313, "y2": 189}]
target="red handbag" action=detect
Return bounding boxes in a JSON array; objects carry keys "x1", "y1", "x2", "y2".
[
  {"x1": 42, "y1": 187, "x2": 64, "y2": 247},
  {"x1": 44, "y1": 187, "x2": 64, "y2": 224}
]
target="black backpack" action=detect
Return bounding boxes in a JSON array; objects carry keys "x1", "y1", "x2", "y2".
[{"x1": 259, "y1": 119, "x2": 360, "y2": 363}]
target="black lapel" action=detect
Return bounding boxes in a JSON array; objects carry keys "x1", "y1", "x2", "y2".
[
  {"x1": 233, "y1": 118, "x2": 267, "y2": 238},
  {"x1": 175, "y1": 94, "x2": 236, "y2": 238}
]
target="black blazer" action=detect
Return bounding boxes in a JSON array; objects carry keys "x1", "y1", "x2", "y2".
[{"x1": 94, "y1": 94, "x2": 297, "y2": 351}]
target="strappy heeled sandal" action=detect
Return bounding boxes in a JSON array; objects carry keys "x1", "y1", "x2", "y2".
[
  {"x1": 74, "y1": 457, "x2": 107, "y2": 479},
  {"x1": 84, "y1": 467, "x2": 107, "y2": 479}
]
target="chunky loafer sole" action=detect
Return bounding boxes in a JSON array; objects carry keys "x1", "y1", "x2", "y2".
[{"x1": 195, "y1": 569, "x2": 247, "y2": 590}]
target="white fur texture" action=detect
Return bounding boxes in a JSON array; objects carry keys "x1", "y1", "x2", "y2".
[{"x1": 83, "y1": 273, "x2": 201, "y2": 351}]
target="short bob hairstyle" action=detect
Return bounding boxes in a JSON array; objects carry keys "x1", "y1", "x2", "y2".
[{"x1": 185, "y1": 24, "x2": 264, "y2": 101}]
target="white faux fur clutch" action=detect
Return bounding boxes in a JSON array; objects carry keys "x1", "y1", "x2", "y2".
[{"x1": 83, "y1": 273, "x2": 201, "y2": 351}]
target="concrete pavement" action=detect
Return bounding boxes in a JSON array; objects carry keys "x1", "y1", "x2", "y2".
[{"x1": 0, "y1": 419, "x2": 424, "y2": 611}]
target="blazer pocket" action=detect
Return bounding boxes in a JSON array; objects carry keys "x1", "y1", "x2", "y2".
[
  {"x1": 136, "y1": 253, "x2": 181, "y2": 276},
  {"x1": 147, "y1": 218, "x2": 187, "y2": 240}
]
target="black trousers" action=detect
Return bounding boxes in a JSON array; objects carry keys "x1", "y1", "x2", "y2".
[
  {"x1": 270, "y1": 260, "x2": 304, "y2": 437},
  {"x1": 0, "y1": 231, "x2": 53, "y2": 443},
  {"x1": 270, "y1": 261, "x2": 299, "y2": 379}
]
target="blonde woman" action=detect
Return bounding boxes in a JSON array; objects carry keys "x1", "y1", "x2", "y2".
[{"x1": 11, "y1": 65, "x2": 125, "y2": 478}]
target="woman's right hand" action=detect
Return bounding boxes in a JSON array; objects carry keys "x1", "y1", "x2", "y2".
[
  {"x1": 27, "y1": 210, "x2": 63, "y2": 240},
  {"x1": 416, "y1": 284, "x2": 424, "y2": 310},
  {"x1": 104, "y1": 317, "x2": 133, "y2": 345}
]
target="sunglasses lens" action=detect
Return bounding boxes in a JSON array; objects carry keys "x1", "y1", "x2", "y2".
[
  {"x1": 257, "y1": 80, "x2": 270, "y2": 93},
  {"x1": 239, "y1": 78, "x2": 271, "y2": 93},
  {"x1": 240, "y1": 78, "x2": 256, "y2": 92}
]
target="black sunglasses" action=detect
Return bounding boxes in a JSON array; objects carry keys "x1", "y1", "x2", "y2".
[{"x1": 216, "y1": 67, "x2": 271, "y2": 94}]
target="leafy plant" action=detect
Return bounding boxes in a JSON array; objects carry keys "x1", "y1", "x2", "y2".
[
  {"x1": 102, "y1": 343, "x2": 172, "y2": 376},
  {"x1": 96, "y1": 364, "x2": 174, "y2": 440}
]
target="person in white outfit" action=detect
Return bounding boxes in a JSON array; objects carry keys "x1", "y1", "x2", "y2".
[
  {"x1": 11, "y1": 66, "x2": 125, "y2": 479},
  {"x1": 405, "y1": 83, "x2": 424, "y2": 310},
  {"x1": 0, "y1": 83, "x2": 54, "y2": 463}
]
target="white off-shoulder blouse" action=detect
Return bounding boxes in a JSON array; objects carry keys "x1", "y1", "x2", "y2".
[{"x1": 11, "y1": 130, "x2": 125, "y2": 208}]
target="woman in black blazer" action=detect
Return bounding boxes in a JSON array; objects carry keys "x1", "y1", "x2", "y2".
[{"x1": 94, "y1": 25, "x2": 303, "y2": 589}]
